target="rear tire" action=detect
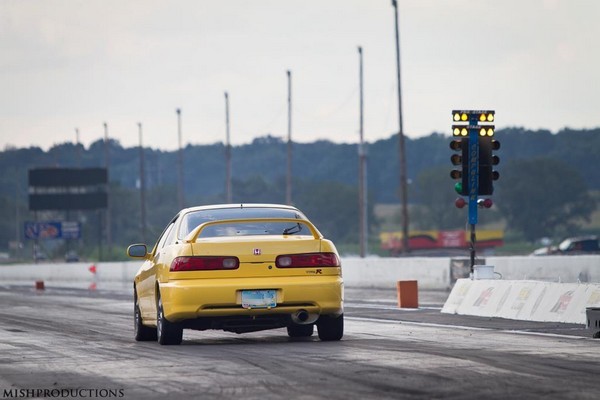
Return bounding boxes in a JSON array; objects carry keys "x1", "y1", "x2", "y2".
[
  {"x1": 134, "y1": 292, "x2": 157, "y2": 342},
  {"x1": 287, "y1": 323, "x2": 314, "y2": 338},
  {"x1": 317, "y1": 314, "x2": 344, "y2": 341},
  {"x1": 157, "y1": 294, "x2": 183, "y2": 345}
]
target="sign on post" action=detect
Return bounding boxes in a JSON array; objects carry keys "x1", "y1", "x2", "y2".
[{"x1": 24, "y1": 221, "x2": 81, "y2": 240}]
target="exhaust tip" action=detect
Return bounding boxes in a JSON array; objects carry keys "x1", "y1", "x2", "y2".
[
  {"x1": 291, "y1": 309, "x2": 318, "y2": 325},
  {"x1": 296, "y1": 310, "x2": 309, "y2": 322}
]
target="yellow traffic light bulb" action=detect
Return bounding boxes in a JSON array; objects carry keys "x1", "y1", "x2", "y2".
[
  {"x1": 487, "y1": 128, "x2": 494, "y2": 136},
  {"x1": 453, "y1": 127, "x2": 460, "y2": 136},
  {"x1": 461, "y1": 113, "x2": 468, "y2": 121},
  {"x1": 480, "y1": 128, "x2": 486, "y2": 136},
  {"x1": 461, "y1": 128, "x2": 468, "y2": 136},
  {"x1": 453, "y1": 113, "x2": 460, "y2": 121},
  {"x1": 487, "y1": 114, "x2": 494, "y2": 122},
  {"x1": 479, "y1": 113, "x2": 487, "y2": 122}
]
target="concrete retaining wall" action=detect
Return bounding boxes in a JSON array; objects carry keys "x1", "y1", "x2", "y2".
[
  {"x1": 488, "y1": 255, "x2": 600, "y2": 283},
  {"x1": 0, "y1": 261, "x2": 139, "y2": 287},
  {"x1": 341, "y1": 257, "x2": 450, "y2": 289},
  {"x1": 1, "y1": 255, "x2": 599, "y2": 290}
]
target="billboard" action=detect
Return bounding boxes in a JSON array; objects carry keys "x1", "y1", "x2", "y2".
[
  {"x1": 29, "y1": 193, "x2": 107, "y2": 211},
  {"x1": 29, "y1": 168, "x2": 107, "y2": 187},
  {"x1": 24, "y1": 221, "x2": 82, "y2": 240},
  {"x1": 28, "y1": 168, "x2": 108, "y2": 211}
]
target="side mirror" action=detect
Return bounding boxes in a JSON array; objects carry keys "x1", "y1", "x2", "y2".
[{"x1": 127, "y1": 244, "x2": 148, "y2": 258}]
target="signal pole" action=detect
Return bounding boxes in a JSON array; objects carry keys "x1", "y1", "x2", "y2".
[
  {"x1": 225, "y1": 92, "x2": 232, "y2": 203},
  {"x1": 358, "y1": 47, "x2": 368, "y2": 258},
  {"x1": 138, "y1": 122, "x2": 147, "y2": 244},
  {"x1": 286, "y1": 70, "x2": 293, "y2": 205},
  {"x1": 176, "y1": 108, "x2": 184, "y2": 210},
  {"x1": 450, "y1": 110, "x2": 498, "y2": 273},
  {"x1": 392, "y1": 0, "x2": 410, "y2": 254}
]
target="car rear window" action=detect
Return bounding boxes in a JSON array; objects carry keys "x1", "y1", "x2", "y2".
[{"x1": 179, "y1": 207, "x2": 308, "y2": 238}]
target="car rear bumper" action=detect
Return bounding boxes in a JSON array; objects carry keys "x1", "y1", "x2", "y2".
[{"x1": 159, "y1": 275, "x2": 344, "y2": 322}]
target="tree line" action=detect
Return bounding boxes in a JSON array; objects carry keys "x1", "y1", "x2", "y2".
[{"x1": 0, "y1": 127, "x2": 598, "y2": 257}]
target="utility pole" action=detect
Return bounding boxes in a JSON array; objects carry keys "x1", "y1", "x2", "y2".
[
  {"x1": 392, "y1": 0, "x2": 410, "y2": 254},
  {"x1": 358, "y1": 46, "x2": 368, "y2": 258},
  {"x1": 104, "y1": 122, "x2": 112, "y2": 258},
  {"x1": 176, "y1": 108, "x2": 184, "y2": 210},
  {"x1": 138, "y1": 123, "x2": 147, "y2": 244},
  {"x1": 15, "y1": 178, "x2": 21, "y2": 260},
  {"x1": 286, "y1": 70, "x2": 292, "y2": 205},
  {"x1": 225, "y1": 92, "x2": 232, "y2": 203},
  {"x1": 75, "y1": 128, "x2": 81, "y2": 167}
]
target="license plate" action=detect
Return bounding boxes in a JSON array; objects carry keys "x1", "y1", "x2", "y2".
[{"x1": 241, "y1": 290, "x2": 277, "y2": 309}]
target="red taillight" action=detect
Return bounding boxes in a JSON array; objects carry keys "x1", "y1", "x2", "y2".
[
  {"x1": 170, "y1": 256, "x2": 240, "y2": 271},
  {"x1": 275, "y1": 253, "x2": 340, "y2": 268}
]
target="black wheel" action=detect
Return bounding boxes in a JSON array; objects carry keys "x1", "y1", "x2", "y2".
[
  {"x1": 134, "y1": 291, "x2": 157, "y2": 341},
  {"x1": 157, "y1": 294, "x2": 183, "y2": 345},
  {"x1": 317, "y1": 314, "x2": 344, "y2": 341},
  {"x1": 287, "y1": 323, "x2": 314, "y2": 338}
]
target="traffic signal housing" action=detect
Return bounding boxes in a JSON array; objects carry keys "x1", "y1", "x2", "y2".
[
  {"x1": 451, "y1": 109, "x2": 498, "y2": 197},
  {"x1": 450, "y1": 135, "x2": 468, "y2": 196},
  {"x1": 453, "y1": 110, "x2": 494, "y2": 123},
  {"x1": 478, "y1": 135, "x2": 500, "y2": 196}
]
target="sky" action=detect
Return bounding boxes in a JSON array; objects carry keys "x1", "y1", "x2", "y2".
[{"x1": 1, "y1": 0, "x2": 599, "y2": 151}]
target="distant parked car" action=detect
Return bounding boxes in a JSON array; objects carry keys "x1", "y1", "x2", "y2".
[
  {"x1": 65, "y1": 250, "x2": 80, "y2": 262},
  {"x1": 533, "y1": 236, "x2": 599, "y2": 256}
]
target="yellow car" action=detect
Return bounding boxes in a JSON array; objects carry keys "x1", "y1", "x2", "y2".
[{"x1": 127, "y1": 204, "x2": 344, "y2": 345}]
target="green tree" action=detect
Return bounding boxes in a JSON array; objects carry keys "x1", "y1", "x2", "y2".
[
  {"x1": 496, "y1": 158, "x2": 596, "y2": 241},
  {"x1": 411, "y1": 166, "x2": 466, "y2": 230},
  {"x1": 293, "y1": 180, "x2": 363, "y2": 244}
]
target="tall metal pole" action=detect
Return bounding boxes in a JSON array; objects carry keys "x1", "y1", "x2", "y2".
[
  {"x1": 138, "y1": 123, "x2": 147, "y2": 244},
  {"x1": 286, "y1": 70, "x2": 293, "y2": 205},
  {"x1": 75, "y1": 128, "x2": 81, "y2": 167},
  {"x1": 103, "y1": 122, "x2": 112, "y2": 258},
  {"x1": 358, "y1": 46, "x2": 368, "y2": 258},
  {"x1": 225, "y1": 92, "x2": 232, "y2": 203},
  {"x1": 176, "y1": 108, "x2": 184, "y2": 210},
  {"x1": 15, "y1": 178, "x2": 21, "y2": 260},
  {"x1": 392, "y1": 0, "x2": 410, "y2": 254}
]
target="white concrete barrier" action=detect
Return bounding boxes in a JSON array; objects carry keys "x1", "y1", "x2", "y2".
[
  {"x1": 0, "y1": 255, "x2": 599, "y2": 290},
  {"x1": 442, "y1": 278, "x2": 600, "y2": 325},
  {"x1": 341, "y1": 257, "x2": 449, "y2": 289},
  {"x1": 489, "y1": 255, "x2": 600, "y2": 283},
  {"x1": 0, "y1": 261, "x2": 140, "y2": 285}
]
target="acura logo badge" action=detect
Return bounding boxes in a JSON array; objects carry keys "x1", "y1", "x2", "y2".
[{"x1": 253, "y1": 248, "x2": 261, "y2": 255}]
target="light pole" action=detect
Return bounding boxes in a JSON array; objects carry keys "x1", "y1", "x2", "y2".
[
  {"x1": 103, "y1": 122, "x2": 112, "y2": 258},
  {"x1": 75, "y1": 128, "x2": 81, "y2": 167},
  {"x1": 358, "y1": 46, "x2": 368, "y2": 258},
  {"x1": 286, "y1": 70, "x2": 292, "y2": 205},
  {"x1": 176, "y1": 108, "x2": 184, "y2": 210},
  {"x1": 138, "y1": 122, "x2": 147, "y2": 244},
  {"x1": 225, "y1": 92, "x2": 232, "y2": 203},
  {"x1": 392, "y1": 0, "x2": 410, "y2": 254}
]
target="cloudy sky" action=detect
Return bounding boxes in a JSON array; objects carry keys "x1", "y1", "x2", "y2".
[{"x1": 1, "y1": 0, "x2": 599, "y2": 151}]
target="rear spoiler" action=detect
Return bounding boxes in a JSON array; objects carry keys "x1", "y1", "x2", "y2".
[{"x1": 183, "y1": 218, "x2": 323, "y2": 243}]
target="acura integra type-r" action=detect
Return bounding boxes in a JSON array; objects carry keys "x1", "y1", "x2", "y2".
[{"x1": 127, "y1": 204, "x2": 344, "y2": 345}]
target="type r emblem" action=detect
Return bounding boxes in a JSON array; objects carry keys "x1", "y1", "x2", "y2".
[{"x1": 253, "y1": 248, "x2": 261, "y2": 256}]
